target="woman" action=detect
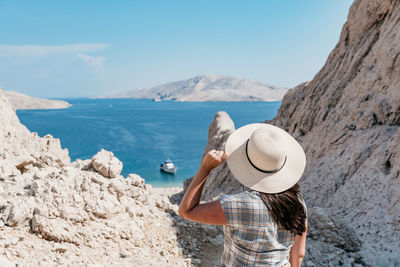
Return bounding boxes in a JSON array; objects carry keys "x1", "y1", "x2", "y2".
[{"x1": 179, "y1": 123, "x2": 307, "y2": 266}]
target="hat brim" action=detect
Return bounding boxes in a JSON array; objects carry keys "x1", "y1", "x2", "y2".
[{"x1": 225, "y1": 123, "x2": 306, "y2": 193}]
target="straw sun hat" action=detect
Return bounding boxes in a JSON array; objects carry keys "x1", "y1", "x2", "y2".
[{"x1": 225, "y1": 123, "x2": 306, "y2": 194}]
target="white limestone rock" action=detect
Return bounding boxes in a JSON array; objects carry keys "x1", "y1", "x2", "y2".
[
  {"x1": 91, "y1": 149, "x2": 123, "y2": 178},
  {"x1": 126, "y1": 173, "x2": 145, "y2": 187},
  {"x1": 0, "y1": 161, "x2": 20, "y2": 179},
  {"x1": 0, "y1": 198, "x2": 36, "y2": 227},
  {"x1": 0, "y1": 255, "x2": 15, "y2": 267},
  {"x1": 31, "y1": 214, "x2": 79, "y2": 244}
]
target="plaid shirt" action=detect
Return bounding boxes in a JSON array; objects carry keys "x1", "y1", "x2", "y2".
[{"x1": 219, "y1": 190, "x2": 297, "y2": 266}]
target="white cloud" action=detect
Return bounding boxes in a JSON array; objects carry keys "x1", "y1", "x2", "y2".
[
  {"x1": 76, "y1": 53, "x2": 106, "y2": 67},
  {"x1": 0, "y1": 43, "x2": 110, "y2": 57}
]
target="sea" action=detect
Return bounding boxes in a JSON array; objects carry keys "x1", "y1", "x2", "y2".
[{"x1": 16, "y1": 98, "x2": 281, "y2": 187}]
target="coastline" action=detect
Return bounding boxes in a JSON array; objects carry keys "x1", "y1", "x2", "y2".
[
  {"x1": 16, "y1": 98, "x2": 281, "y2": 186},
  {"x1": 4, "y1": 90, "x2": 71, "y2": 110}
]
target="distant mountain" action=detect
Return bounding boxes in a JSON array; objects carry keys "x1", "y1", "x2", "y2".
[
  {"x1": 4, "y1": 90, "x2": 71, "y2": 110},
  {"x1": 98, "y1": 74, "x2": 288, "y2": 102}
]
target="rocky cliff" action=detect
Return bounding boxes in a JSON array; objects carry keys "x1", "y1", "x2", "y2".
[
  {"x1": 191, "y1": 0, "x2": 400, "y2": 265},
  {"x1": 273, "y1": 0, "x2": 400, "y2": 265},
  {"x1": 0, "y1": 86, "x2": 222, "y2": 266}
]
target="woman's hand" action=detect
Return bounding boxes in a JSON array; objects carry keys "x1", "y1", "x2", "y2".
[{"x1": 201, "y1": 149, "x2": 228, "y2": 172}]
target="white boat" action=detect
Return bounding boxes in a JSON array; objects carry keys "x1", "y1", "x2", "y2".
[{"x1": 160, "y1": 159, "x2": 177, "y2": 174}]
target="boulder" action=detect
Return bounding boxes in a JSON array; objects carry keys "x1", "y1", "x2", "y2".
[
  {"x1": 201, "y1": 111, "x2": 235, "y2": 159},
  {"x1": 184, "y1": 111, "x2": 242, "y2": 201},
  {"x1": 91, "y1": 149, "x2": 123, "y2": 178}
]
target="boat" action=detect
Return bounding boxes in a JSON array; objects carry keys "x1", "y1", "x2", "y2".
[{"x1": 160, "y1": 159, "x2": 177, "y2": 174}]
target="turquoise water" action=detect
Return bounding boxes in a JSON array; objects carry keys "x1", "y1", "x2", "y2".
[{"x1": 17, "y1": 99, "x2": 281, "y2": 187}]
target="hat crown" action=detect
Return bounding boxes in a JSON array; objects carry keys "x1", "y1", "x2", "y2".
[{"x1": 247, "y1": 128, "x2": 287, "y2": 172}]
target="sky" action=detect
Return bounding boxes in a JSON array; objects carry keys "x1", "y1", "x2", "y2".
[{"x1": 0, "y1": 0, "x2": 353, "y2": 98}]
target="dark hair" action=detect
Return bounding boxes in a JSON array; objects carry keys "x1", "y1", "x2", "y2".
[{"x1": 259, "y1": 183, "x2": 307, "y2": 236}]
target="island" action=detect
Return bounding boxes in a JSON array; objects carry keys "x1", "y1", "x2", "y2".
[
  {"x1": 97, "y1": 74, "x2": 288, "y2": 102},
  {"x1": 4, "y1": 90, "x2": 71, "y2": 110}
]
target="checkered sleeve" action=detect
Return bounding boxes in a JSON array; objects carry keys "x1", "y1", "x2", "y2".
[{"x1": 219, "y1": 193, "x2": 241, "y2": 226}]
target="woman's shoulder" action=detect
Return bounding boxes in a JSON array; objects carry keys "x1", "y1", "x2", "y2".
[
  {"x1": 219, "y1": 190, "x2": 270, "y2": 227},
  {"x1": 219, "y1": 190, "x2": 263, "y2": 206}
]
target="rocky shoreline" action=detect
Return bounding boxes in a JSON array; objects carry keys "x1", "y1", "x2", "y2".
[
  {"x1": 1, "y1": 0, "x2": 400, "y2": 265},
  {"x1": 0, "y1": 87, "x2": 224, "y2": 266}
]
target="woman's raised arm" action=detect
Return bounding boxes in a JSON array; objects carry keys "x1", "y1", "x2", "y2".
[{"x1": 178, "y1": 150, "x2": 227, "y2": 225}]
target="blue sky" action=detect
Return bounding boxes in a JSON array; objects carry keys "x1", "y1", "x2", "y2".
[{"x1": 0, "y1": 0, "x2": 352, "y2": 98}]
